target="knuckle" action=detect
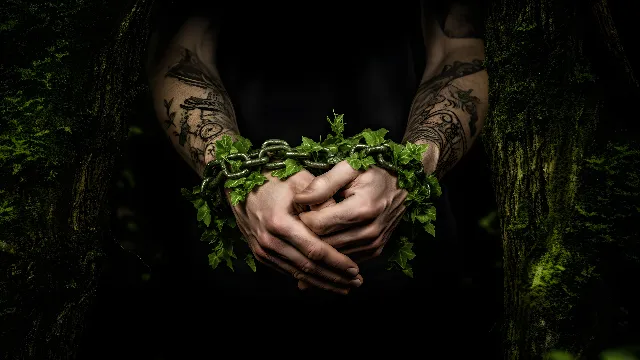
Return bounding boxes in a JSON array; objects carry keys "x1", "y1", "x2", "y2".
[
  {"x1": 355, "y1": 205, "x2": 377, "y2": 221},
  {"x1": 299, "y1": 260, "x2": 316, "y2": 274},
  {"x1": 257, "y1": 233, "x2": 275, "y2": 250},
  {"x1": 252, "y1": 247, "x2": 269, "y2": 263},
  {"x1": 306, "y1": 243, "x2": 325, "y2": 261},
  {"x1": 364, "y1": 225, "x2": 381, "y2": 240},
  {"x1": 265, "y1": 215, "x2": 287, "y2": 234},
  {"x1": 292, "y1": 270, "x2": 304, "y2": 280}
]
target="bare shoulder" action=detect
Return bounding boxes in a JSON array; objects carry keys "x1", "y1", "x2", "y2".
[{"x1": 422, "y1": 0, "x2": 487, "y2": 39}]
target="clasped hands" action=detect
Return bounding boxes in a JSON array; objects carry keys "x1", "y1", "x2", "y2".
[{"x1": 229, "y1": 161, "x2": 407, "y2": 294}]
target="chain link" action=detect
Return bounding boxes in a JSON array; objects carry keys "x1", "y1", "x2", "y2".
[{"x1": 200, "y1": 139, "x2": 402, "y2": 196}]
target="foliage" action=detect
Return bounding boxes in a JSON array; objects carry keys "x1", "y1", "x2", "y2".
[{"x1": 183, "y1": 112, "x2": 441, "y2": 277}]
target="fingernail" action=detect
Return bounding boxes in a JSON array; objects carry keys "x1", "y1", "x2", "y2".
[
  {"x1": 350, "y1": 278, "x2": 362, "y2": 287},
  {"x1": 347, "y1": 267, "x2": 359, "y2": 277}
]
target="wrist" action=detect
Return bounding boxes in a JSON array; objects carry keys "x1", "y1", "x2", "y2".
[{"x1": 414, "y1": 140, "x2": 440, "y2": 176}]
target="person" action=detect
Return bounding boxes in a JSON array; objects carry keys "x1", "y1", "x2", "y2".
[{"x1": 147, "y1": 0, "x2": 488, "y2": 303}]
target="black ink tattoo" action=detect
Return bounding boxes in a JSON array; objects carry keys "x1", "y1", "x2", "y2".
[
  {"x1": 162, "y1": 48, "x2": 238, "y2": 170},
  {"x1": 404, "y1": 59, "x2": 484, "y2": 177},
  {"x1": 163, "y1": 98, "x2": 177, "y2": 130}
]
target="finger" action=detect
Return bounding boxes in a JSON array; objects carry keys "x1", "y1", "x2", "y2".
[
  {"x1": 294, "y1": 161, "x2": 360, "y2": 205},
  {"x1": 265, "y1": 252, "x2": 352, "y2": 295},
  {"x1": 309, "y1": 197, "x2": 336, "y2": 211},
  {"x1": 270, "y1": 237, "x2": 363, "y2": 287},
  {"x1": 343, "y1": 208, "x2": 404, "y2": 255},
  {"x1": 299, "y1": 195, "x2": 379, "y2": 235},
  {"x1": 299, "y1": 273, "x2": 364, "y2": 292},
  {"x1": 323, "y1": 223, "x2": 380, "y2": 249},
  {"x1": 271, "y1": 215, "x2": 361, "y2": 277}
]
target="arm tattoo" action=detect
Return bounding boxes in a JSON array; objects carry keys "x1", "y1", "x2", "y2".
[
  {"x1": 163, "y1": 48, "x2": 238, "y2": 170},
  {"x1": 403, "y1": 59, "x2": 484, "y2": 177}
]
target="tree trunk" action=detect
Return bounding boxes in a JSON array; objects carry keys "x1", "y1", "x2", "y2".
[
  {"x1": 484, "y1": 0, "x2": 640, "y2": 358},
  {"x1": 0, "y1": 0, "x2": 154, "y2": 358}
]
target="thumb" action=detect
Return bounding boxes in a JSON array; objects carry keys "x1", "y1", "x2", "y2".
[{"x1": 294, "y1": 161, "x2": 360, "y2": 205}]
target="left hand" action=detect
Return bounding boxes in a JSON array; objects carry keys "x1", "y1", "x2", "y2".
[{"x1": 294, "y1": 161, "x2": 408, "y2": 287}]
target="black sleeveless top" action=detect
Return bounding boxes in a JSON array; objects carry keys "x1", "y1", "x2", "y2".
[
  {"x1": 148, "y1": 0, "x2": 459, "y2": 302},
  {"x1": 216, "y1": 2, "x2": 425, "y2": 145}
]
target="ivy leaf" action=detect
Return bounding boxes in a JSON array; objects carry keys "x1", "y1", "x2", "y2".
[
  {"x1": 412, "y1": 206, "x2": 436, "y2": 223},
  {"x1": 426, "y1": 175, "x2": 442, "y2": 197},
  {"x1": 228, "y1": 159, "x2": 242, "y2": 172},
  {"x1": 244, "y1": 171, "x2": 268, "y2": 192},
  {"x1": 245, "y1": 254, "x2": 257, "y2": 272},
  {"x1": 215, "y1": 135, "x2": 235, "y2": 158},
  {"x1": 214, "y1": 218, "x2": 225, "y2": 231},
  {"x1": 222, "y1": 237, "x2": 237, "y2": 270},
  {"x1": 271, "y1": 158, "x2": 303, "y2": 179},
  {"x1": 402, "y1": 267, "x2": 414, "y2": 278},
  {"x1": 232, "y1": 136, "x2": 252, "y2": 154},
  {"x1": 230, "y1": 188, "x2": 247, "y2": 206},
  {"x1": 424, "y1": 222, "x2": 436, "y2": 237},
  {"x1": 197, "y1": 202, "x2": 212, "y2": 226},
  {"x1": 296, "y1": 136, "x2": 323, "y2": 153},
  {"x1": 327, "y1": 111, "x2": 345, "y2": 137},
  {"x1": 208, "y1": 242, "x2": 224, "y2": 269},
  {"x1": 224, "y1": 177, "x2": 246, "y2": 188},
  {"x1": 403, "y1": 142, "x2": 428, "y2": 163},
  {"x1": 360, "y1": 155, "x2": 376, "y2": 170},
  {"x1": 389, "y1": 237, "x2": 416, "y2": 269},
  {"x1": 346, "y1": 153, "x2": 362, "y2": 170},
  {"x1": 362, "y1": 128, "x2": 388, "y2": 146}
]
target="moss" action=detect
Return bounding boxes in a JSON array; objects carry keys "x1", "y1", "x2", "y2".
[{"x1": 0, "y1": 0, "x2": 155, "y2": 357}]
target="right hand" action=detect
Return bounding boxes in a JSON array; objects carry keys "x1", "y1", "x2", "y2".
[{"x1": 227, "y1": 169, "x2": 364, "y2": 294}]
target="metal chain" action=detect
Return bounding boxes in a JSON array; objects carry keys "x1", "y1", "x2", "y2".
[{"x1": 200, "y1": 139, "x2": 406, "y2": 196}]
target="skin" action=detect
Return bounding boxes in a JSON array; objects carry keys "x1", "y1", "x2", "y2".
[
  {"x1": 148, "y1": 1, "x2": 488, "y2": 294},
  {"x1": 295, "y1": 0, "x2": 489, "y2": 290},
  {"x1": 148, "y1": 18, "x2": 362, "y2": 293}
]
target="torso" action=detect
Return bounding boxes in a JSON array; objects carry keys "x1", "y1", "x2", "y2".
[{"x1": 216, "y1": 2, "x2": 425, "y2": 145}]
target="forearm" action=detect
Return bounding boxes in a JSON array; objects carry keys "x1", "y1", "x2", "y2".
[
  {"x1": 149, "y1": 21, "x2": 238, "y2": 177},
  {"x1": 403, "y1": 52, "x2": 488, "y2": 178}
]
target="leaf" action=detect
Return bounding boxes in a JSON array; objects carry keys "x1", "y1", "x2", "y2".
[
  {"x1": 224, "y1": 177, "x2": 246, "y2": 188},
  {"x1": 208, "y1": 242, "x2": 224, "y2": 269},
  {"x1": 244, "y1": 171, "x2": 268, "y2": 189},
  {"x1": 228, "y1": 159, "x2": 242, "y2": 172},
  {"x1": 346, "y1": 153, "x2": 362, "y2": 170},
  {"x1": 232, "y1": 136, "x2": 252, "y2": 153},
  {"x1": 296, "y1": 136, "x2": 323, "y2": 153},
  {"x1": 327, "y1": 111, "x2": 345, "y2": 137},
  {"x1": 230, "y1": 188, "x2": 247, "y2": 206},
  {"x1": 402, "y1": 267, "x2": 414, "y2": 278},
  {"x1": 361, "y1": 128, "x2": 388, "y2": 146},
  {"x1": 423, "y1": 222, "x2": 436, "y2": 237},
  {"x1": 404, "y1": 142, "x2": 429, "y2": 163},
  {"x1": 245, "y1": 254, "x2": 257, "y2": 272},
  {"x1": 389, "y1": 237, "x2": 416, "y2": 269},
  {"x1": 360, "y1": 155, "x2": 376, "y2": 170},
  {"x1": 412, "y1": 206, "x2": 436, "y2": 223},
  {"x1": 271, "y1": 158, "x2": 303, "y2": 179},
  {"x1": 197, "y1": 202, "x2": 211, "y2": 226},
  {"x1": 215, "y1": 135, "x2": 235, "y2": 158}
]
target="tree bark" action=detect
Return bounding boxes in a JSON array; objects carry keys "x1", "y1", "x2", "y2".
[
  {"x1": 484, "y1": 0, "x2": 639, "y2": 358},
  {"x1": 0, "y1": 0, "x2": 154, "y2": 358}
]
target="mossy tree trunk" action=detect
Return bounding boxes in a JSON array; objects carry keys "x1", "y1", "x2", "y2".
[
  {"x1": 485, "y1": 0, "x2": 639, "y2": 358},
  {"x1": 0, "y1": 0, "x2": 154, "y2": 358}
]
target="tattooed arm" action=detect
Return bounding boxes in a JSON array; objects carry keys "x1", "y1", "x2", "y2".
[
  {"x1": 147, "y1": 17, "x2": 238, "y2": 177},
  {"x1": 403, "y1": 0, "x2": 489, "y2": 178}
]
